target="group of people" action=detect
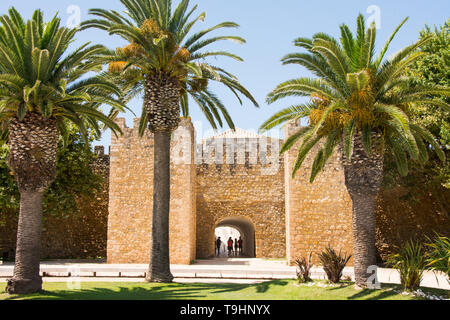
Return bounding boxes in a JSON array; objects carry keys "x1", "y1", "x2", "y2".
[{"x1": 215, "y1": 236, "x2": 243, "y2": 257}]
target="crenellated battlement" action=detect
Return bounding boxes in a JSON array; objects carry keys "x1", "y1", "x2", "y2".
[
  {"x1": 111, "y1": 117, "x2": 283, "y2": 170},
  {"x1": 112, "y1": 117, "x2": 153, "y2": 142},
  {"x1": 114, "y1": 117, "x2": 194, "y2": 132},
  {"x1": 194, "y1": 136, "x2": 282, "y2": 168}
]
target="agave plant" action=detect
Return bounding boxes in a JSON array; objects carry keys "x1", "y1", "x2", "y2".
[
  {"x1": 260, "y1": 14, "x2": 449, "y2": 287},
  {"x1": 0, "y1": 8, "x2": 125, "y2": 294},
  {"x1": 295, "y1": 252, "x2": 313, "y2": 283},
  {"x1": 425, "y1": 233, "x2": 450, "y2": 282},
  {"x1": 387, "y1": 240, "x2": 427, "y2": 292},
  {"x1": 81, "y1": 0, "x2": 258, "y2": 282},
  {"x1": 318, "y1": 246, "x2": 352, "y2": 284}
]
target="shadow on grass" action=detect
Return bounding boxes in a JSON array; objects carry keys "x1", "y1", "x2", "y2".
[
  {"x1": 2, "y1": 280, "x2": 288, "y2": 301},
  {"x1": 348, "y1": 283, "x2": 449, "y2": 300},
  {"x1": 255, "y1": 280, "x2": 288, "y2": 293},
  {"x1": 310, "y1": 282, "x2": 408, "y2": 300},
  {"x1": 348, "y1": 289, "x2": 398, "y2": 300}
]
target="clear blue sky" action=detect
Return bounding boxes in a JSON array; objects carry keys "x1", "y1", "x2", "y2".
[{"x1": 1, "y1": 0, "x2": 449, "y2": 147}]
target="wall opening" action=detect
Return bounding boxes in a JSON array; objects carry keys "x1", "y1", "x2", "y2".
[
  {"x1": 215, "y1": 226, "x2": 240, "y2": 257},
  {"x1": 215, "y1": 217, "x2": 256, "y2": 258}
]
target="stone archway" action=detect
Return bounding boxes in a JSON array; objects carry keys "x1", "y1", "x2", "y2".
[{"x1": 216, "y1": 217, "x2": 256, "y2": 257}]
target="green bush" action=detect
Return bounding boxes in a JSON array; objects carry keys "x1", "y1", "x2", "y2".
[
  {"x1": 425, "y1": 233, "x2": 450, "y2": 281},
  {"x1": 387, "y1": 241, "x2": 427, "y2": 292},
  {"x1": 318, "y1": 247, "x2": 351, "y2": 284},
  {"x1": 295, "y1": 252, "x2": 313, "y2": 283}
]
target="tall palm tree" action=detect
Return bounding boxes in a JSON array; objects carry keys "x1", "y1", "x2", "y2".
[
  {"x1": 81, "y1": 0, "x2": 258, "y2": 283},
  {"x1": 260, "y1": 14, "x2": 449, "y2": 288},
  {"x1": 0, "y1": 8, "x2": 125, "y2": 294}
]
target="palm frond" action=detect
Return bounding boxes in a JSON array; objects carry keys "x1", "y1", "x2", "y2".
[
  {"x1": 267, "y1": 78, "x2": 337, "y2": 104},
  {"x1": 259, "y1": 104, "x2": 313, "y2": 132}
]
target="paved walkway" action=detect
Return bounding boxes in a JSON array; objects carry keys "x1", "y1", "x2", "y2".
[{"x1": 1, "y1": 258, "x2": 448, "y2": 290}]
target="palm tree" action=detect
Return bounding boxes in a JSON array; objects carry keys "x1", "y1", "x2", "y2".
[
  {"x1": 0, "y1": 8, "x2": 125, "y2": 294},
  {"x1": 260, "y1": 14, "x2": 449, "y2": 288},
  {"x1": 81, "y1": 0, "x2": 258, "y2": 283}
]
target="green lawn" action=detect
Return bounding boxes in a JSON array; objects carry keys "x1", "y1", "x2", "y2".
[{"x1": 0, "y1": 280, "x2": 447, "y2": 300}]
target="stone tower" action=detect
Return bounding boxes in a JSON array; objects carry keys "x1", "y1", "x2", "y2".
[{"x1": 107, "y1": 117, "x2": 196, "y2": 264}]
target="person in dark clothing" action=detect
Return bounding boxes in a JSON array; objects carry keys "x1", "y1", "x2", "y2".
[
  {"x1": 234, "y1": 238, "x2": 238, "y2": 256},
  {"x1": 238, "y1": 236, "x2": 243, "y2": 255},
  {"x1": 215, "y1": 237, "x2": 222, "y2": 256}
]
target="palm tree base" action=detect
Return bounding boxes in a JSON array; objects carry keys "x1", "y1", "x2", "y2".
[
  {"x1": 145, "y1": 272, "x2": 174, "y2": 283},
  {"x1": 145, "y1": 271, "x2": 174, "y2": 283},
  {"x1": 5, "y1": 276, "x2": 42, "y2": 294}
]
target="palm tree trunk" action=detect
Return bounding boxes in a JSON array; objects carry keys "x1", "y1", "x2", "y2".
[
  {"x1": 147, "y1": 131, "x2": 174, "y2": 282},
  {"x1": 5, "y1": 112, "x2": 58, "y2": 294},
  {"x1": 350, "y1": 192, "x2": 377, "y2": 287},
  {"x1": 5, "y1": 191, "x2": 44, "y2": 294},
  {"x1": 144, "y1": 73, "x2": 180, "y2": 283},
  {"x1": 342, "y1": 132, "x2": 384, "y2": 288}
]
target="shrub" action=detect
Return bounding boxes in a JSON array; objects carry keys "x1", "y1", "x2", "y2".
[
  {"x1": 295, "y1": 252, "x2": 313, "y2": 283},
  {"x1": 387, "y1": 240, "x2": 427, "y2": 292},
  {"x1": 318, "y1": 246, "x2": 352, "y2": 283},
  {"x1": 425, "y1": 233, "x2": 450, "y2": 281}
]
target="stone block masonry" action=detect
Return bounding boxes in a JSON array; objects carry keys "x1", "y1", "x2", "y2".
[
  {"x1": 107, "y1": 118, "x2": 154, "y2": 264},
  {"x1": 107, "y1": 118, "x2": 196, "y2": 264},
  {"x1": 284, "y1": 121, "x2": 354, "y2": 265}
]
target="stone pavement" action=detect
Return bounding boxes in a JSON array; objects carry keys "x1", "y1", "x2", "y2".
[{"x1": 0, "y1": 258, "x2": 448, "y2": 290}]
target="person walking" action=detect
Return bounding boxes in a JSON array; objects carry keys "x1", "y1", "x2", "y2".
[
  {"x1": 234, "y1": 238, "x2": 238, "y2": 256},
  {"x1": 216, "y1": 237, "x2": 222, "y2": 256},
  {"x1": 227, "y1": 237, "x2": 233, "y2": 257},
  {"x1": 238, "y1": 237, "x2": 243, "y2": 256}
]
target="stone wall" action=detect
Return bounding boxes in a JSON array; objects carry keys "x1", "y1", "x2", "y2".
[
  {"x1": 107, "y1": 118, "x2": 196, "y2": 264},
  {"x1": 284, "y1": 122, "x2": 354, "y2": 265},
  {"x1": 195, "y1": 136, "x2": 286, "y2": 259},
  {"x1": 375, "y1": 186, "x2": 450, "y2": 261}
]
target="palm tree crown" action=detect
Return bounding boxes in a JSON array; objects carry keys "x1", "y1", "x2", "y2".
[
  {"x1": 0, "y1": 8, "x2": 125, "y2": 141},
  {"x1": 261, "y1": 14, "x2": 448, "y2": 181},
  {"x1": 81, "y1": 0, "x2": 258, "y2": 134}
]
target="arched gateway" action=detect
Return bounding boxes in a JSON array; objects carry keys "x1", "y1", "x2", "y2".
[
  {"x1": 106, "y1": 117, "x2": 353, "y2": 265},
  {"x1": 215, "y1": 217, "x2": 256, "y2": 257}
]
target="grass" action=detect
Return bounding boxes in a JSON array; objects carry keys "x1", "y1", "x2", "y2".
[{"x1": 0, "y1": 280, "x2": 447, "y2": 300}]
